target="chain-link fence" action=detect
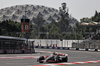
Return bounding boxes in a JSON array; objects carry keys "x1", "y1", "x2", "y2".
[
  {"x1": 28, "y1": 39, "x2": 83, "y2": 48},
  {"x1": 72, "y1": 40, "x2": 100, "y2": 49},
  {"x1": 28, "y1": 39, "x2": 100, "y2": 49}
]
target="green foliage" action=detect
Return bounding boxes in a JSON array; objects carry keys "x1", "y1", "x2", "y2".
[
  {"x1": 91, "y1": 11, "x2": 100, "y2": 22},
  {"x1": 80, "y1": 10, "x2": 100, "y2": 22},
  {"x1": 0, "y1": 20, "x2": 21, "y2": 36},
  {"x1": 80, "y1": 17, "x2": 92, "y2": 23},
  {"x1": 48, "y1": 24, "x2": 60, "y2": 39},
  {"x1": 0, "y1": 19, "x2": 84, "y2": 39},
  {"x1": 63, "y1": 33, "x2": 83, "y2": 40},
  {"x1": 0, "y1": 18, "x2": 83, "y2": 39}
]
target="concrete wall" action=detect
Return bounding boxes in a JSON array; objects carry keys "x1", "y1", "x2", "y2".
[
  {"x1": 28, "y1": 39, "x2": 84, "y2": 48},
  {"x1": 28, "y1": 39, "x2": 100, "y2": 50}
]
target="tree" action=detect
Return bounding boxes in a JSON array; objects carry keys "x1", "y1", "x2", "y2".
[
  {"x1": 57, "y1": 2, "x2": 69, "y2": 32},
  {"x1": 91, "y1": 11, "x2": 100, "y2": 22},
  {"x1": 33, "y1": 16, "x2": 45, "y2": 38},
  {"x1": 80, "y1": 17, "x2": 92, "y2": 23},
  {"x1": 48, "y1": 24, "x2": 60, "y2": 39},
  {"x1": 0, "y1": 20, "x2": 21, "y2": 36}
]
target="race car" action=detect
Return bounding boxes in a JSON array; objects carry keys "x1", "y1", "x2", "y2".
[{"x1": 37, "y1": 52, "x2": 68, "y2": 63}]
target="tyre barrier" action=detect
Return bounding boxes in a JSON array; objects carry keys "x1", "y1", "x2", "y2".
[
  {"x1": 14, "y1": 50, "x2": 22, "y2": 54},
  {"x1": 25, "y1": 50, "x2": 30, "y2": 53},
  {"x1": 35, "y1": 46, "x2": 100, "y2": 52},
  {"x1": 7, "y1": 50, "x2": 14, "y2": 54},
  {"x1": 0, "y1": 50, "x2": 3, "y2": 54},
  {"x1": 0, "y1": 49, "x2": 35, "y2": 54}
]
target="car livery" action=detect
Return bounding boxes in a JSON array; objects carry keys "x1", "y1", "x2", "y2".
[{"x1": 37, "y1": 53, "x2": 68, "y2": 63}]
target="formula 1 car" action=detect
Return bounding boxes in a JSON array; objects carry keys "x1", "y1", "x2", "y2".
[{"x1": 37, "y1": 53, "x2": 68, "y2": 63}]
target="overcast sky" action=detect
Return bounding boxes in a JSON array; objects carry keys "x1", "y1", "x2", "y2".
[{"x1": 0, "y1": 0, "x2": 100, "y2": 21}]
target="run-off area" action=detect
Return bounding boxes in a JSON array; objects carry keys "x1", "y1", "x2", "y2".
[{"x1": 0, "y1": 48, "x2": 100, "y2": 66}]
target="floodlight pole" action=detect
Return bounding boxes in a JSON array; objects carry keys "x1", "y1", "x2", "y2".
[
  {"x1": 23, "y1": 6, "x2": 27, "y2": 38},
  {"x1": 75, "y1": 25, "x2": 77, "y2": 48}
]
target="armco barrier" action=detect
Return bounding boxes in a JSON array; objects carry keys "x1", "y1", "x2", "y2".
[
  {"x1": 35, "y1": 46, "x2": 100, "y2": 52},
  {"x1": 14, "y1": 50, "x2": 22, "y2": 54}
]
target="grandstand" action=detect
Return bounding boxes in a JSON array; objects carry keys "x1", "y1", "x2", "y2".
[
  {"x1": 80, "y1": 22, "x2": 100, "y2": 40},
  {"x1": 72, "y1": 22, "x2": 100, "y2": 49}
]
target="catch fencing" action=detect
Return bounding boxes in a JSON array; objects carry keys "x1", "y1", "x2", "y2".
[
  {"x1": 28, "y1": 39, "x2": 83, "y2": 48},
  {"x1": 28, "y1": 39, "x2": 100, "y2": 51}
]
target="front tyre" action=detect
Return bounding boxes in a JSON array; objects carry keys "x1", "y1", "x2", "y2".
[{"x1": 62, "y1": 56, "x2": 68, "y2": 62}]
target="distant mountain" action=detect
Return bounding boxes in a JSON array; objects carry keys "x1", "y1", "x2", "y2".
[{"x1": 0, "y1": 4, "x2": 78, "y2": 26}]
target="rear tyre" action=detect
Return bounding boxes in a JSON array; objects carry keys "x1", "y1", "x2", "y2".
[
  {"x1": 55, "y1": 55, "x2": 60, "y2": 63},
  {"x1": 37, "y1": 56, "x2": 44, "y2": 63},
  {"x1": 62, "y1": 56, "x2": 68, "y2": 62}
]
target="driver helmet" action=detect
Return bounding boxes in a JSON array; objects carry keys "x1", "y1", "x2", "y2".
[{"x1": 53, "y1": 52, "x2": 56, "y2": 55}]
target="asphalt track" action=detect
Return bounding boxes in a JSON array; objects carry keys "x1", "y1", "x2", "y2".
[{"x1": 0, "y1": 48, "x2": 100, "y2": 66}]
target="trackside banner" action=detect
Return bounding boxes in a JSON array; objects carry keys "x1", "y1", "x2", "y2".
[{"x1": 21, "y1": 19, "x2": 30, "y2": 32}]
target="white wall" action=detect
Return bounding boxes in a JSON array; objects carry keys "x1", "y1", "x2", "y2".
[{"x1": 28, "y1": 39, "x2": 84, "y2": 47}]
